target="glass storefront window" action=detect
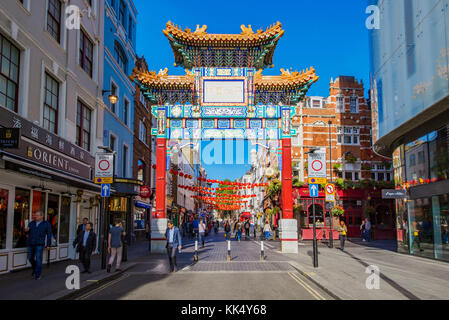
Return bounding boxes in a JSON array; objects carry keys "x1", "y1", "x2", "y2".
[
  {"x1": 47, "y1": 194, "x2": 59, "y2": 245},
  {"x1": 59, "y1": 197, "x2": 71, "y2": 244},
  {"x1": 434, "y1": 194, "x2": 449, "y2": 262},
  {"x1": 0, "y1": 189, "x2": 8, "y2": 249},
  {"x1": 408, "y1": 197, "x2": 434, "y2": 259},
  {"x1": 32, "y1": 191, "x2": 46, "y2": 220},
  {"x1": 13, "y1": 188, "x2": 30, "y2": 249}
]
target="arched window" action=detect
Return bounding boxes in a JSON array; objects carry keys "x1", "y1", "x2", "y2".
[{"x1": 114, "y1": 40, "x2": 128, "y2": 73}]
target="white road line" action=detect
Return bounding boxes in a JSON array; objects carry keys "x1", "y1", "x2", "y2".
[{"x1": 288, "y1": 272, "x2": 326, "y2": 300}]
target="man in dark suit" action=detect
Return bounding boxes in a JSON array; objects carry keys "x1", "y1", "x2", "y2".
[
  {"x1": 165, "y1": 220, "x2": 182, "y2": 272},
  {"x1": 73, "y1": 222, "x2": 97, "y2": 273},
  {"x1": 76, "y1": 218, "x2": 89, "y2": 237}
]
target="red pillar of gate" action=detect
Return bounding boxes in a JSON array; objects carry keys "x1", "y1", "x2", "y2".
[
  {"x1": 155, "y1": 138, "x2": 166, "y2": 219},
  {"x1": 281, "y1": 138, "x2": 293, "y2": 219}
]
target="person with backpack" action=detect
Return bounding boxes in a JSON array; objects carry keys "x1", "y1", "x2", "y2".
[
  {"x1": 244, "y1": 219, "x2": 250, "y2": 240},
  {"x1": 236, "y1": 221, "x2": 242, "y2": 242},
  {"x1": 263, "y1": 222, "x2": 271, "y2": 241},
  {"x1": 224, "y1": 220, "x2": 231, "y2": 240}
]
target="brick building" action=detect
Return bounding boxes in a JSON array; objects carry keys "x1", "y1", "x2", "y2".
[
  {"x1": 132, "y1": 56, "x2": 154, "y2": 233},
  {"x1": 291, "y1": 76, "x2": 396, "y2": 240}
]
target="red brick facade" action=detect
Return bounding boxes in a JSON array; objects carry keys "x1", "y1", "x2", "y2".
[{"x1": 132, "y1": 56, "x2": 153, "y2": 185}]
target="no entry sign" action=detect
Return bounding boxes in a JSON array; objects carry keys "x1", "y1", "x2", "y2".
[
  {"x1": 308, "y1": 151, "x2": 327, "y2": 178},
  {"x1": 95, "y1": 153, "x2": 114, "y2": 179}
]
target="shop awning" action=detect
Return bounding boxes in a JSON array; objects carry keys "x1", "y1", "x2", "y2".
[{"x1": 135, "y1": 200, "x2": 151, "y2": 209}]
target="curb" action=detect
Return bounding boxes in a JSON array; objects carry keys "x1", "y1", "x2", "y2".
[
  {"x1": 53, "y1": 263, "x2": 137, "y2": 300},
  {"x1": 288, "y1": 262, "x2": 342, "y2": 301}
]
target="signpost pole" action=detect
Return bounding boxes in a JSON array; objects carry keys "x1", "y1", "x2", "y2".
[
  {"x1": 312, "y1": 196, "x2": 318, "y2": 268},
  {"x1": 328, "y1": 121, "x2": 334, "y2": 248}
]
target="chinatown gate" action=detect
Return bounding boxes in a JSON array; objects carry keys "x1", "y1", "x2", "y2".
[{"x1": 130, "y1": 22, "x2": 318, "y2": 254}]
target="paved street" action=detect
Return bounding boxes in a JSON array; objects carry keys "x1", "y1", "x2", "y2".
[{"x1": 72, "y1": 232, "x2": 330, "y2": 300}]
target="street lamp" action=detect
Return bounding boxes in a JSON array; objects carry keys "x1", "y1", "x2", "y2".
[
  {"x1": 102, "y1": 89, "x2": 119, "y2": 105},
  {"x1": 328, "y1": 121, "x2": 334, "y2": 248},
  {"x1": 306, "y1": 148, "x2": 319, "y2": 268}
]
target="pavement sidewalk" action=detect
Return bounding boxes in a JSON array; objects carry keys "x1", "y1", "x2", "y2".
[
  {"x1": 276, "y1": 239, "x2": 449, "y2": 300},
  {"x1": 0, "y1": 240, "x2": 150, "y2": 300}
]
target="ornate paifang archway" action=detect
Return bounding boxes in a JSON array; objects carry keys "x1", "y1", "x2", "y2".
[{"x1": 130, "y1": 22, "x2": 318, "y2": 253}]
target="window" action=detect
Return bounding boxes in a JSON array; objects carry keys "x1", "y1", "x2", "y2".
[
  {"x1": 137, "y1": 160, "x2": 145, "y2": 182},
  {"x1": 47, "y1": 194, "x2": 59, "y2": 241},
  {"x1": 410, "y1": 154, "x2": 416, "y2": 166},
  {"x1": 0, "y1": 34, "x2": 20, "y2": 112},
  {"x1": 76, "y1": 100, "x2": 91, "y2": 151},
  {"x1": 59, "y1": 196, "x2": 71, "y2": 244},
  {"x1": 350, "y1": 95, "x2": 358, "y2": 113},
  {"x1": 47, "y1": 0, "x2": 61, "y2": 42},
  {"x1": 123, "y1": 144, "x2": 128, "y2": 177},
  {"x1": 43, "y1": 73, "x2": 59, "y2": 133},
  {"x1": 79, "y1": 30, "x2": 93, "y2": 77},
  {"x1": 139, "y1": 120, "x2": 147, "y2": 144},
  {"x1": 0, "y1": 189, "x2": 8, "y2": 249},
  {"x1": 128, "y1": 17, "x2": 133, "y2": 40},
  {"x1": 418, "y1": 151, "x2": 425, "y2": 164},
  {"x1": 13, "y1": 188, "x2": 30, "y2": 249},
  {"x1": 312, "y1": 99, "x2": 321, "y2": 108},
  {"x1": 110, "y1": 134, "x2": 116, "y2": 152},
  {"x1": 114, "y1": 41, "x2": 127, "y2": 74},
  {"x1": 111, "y1": 82, "x2": 117, "y2": 113},
  {"x1": 338, "y1": 127, "x2": 360, "y2": 145},
  {"x1": 336, "y1": 96, "x2": 344, "y2": 113},
  {"x1": 344, "y1": 171, "x2": 359, "y2": 181},
  {"x1": 119, "y1": 0, "x2": 126, "y2": 27},
  {"x1": 124, "y1": 99, "x2": 129, "y2": 125}
]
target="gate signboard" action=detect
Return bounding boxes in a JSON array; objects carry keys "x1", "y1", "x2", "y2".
[{"x1": 308, "y1": 151, "x2": 327, "y2": 178}]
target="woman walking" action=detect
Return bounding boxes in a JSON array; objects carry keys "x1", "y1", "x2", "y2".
[
  {"x1": 338, "y1": 220, "x2": 348, "y2": 251},
  {"x1": 107, "y1": 219, "x2": 126, "y2": 273},
  {"x1": 263, "y1": 222, "x2": 271, "y2": 241}
]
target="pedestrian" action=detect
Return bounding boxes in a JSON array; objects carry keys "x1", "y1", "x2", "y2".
[
  {"x1": 236, "y1": 221, "x2": 242, "y2": 242},
  {"x1": 214, "y1": 220, "x2": 219, "y2": 234},
  {"x1": 244, "y1": 219, "x2": 250, "y2": 240},
  {"x1": 224, "y1": 220, "x2": 231, "y2": 240},
  {"x1": 360, "y1": 220, "x2": 366, "y2": 242},
  {"x1": 76, "y1": 218, "x2": 89, "y2": 237},
  {"x1": 364, "y1": 218, "x2": 372, "y2": 242},
  {"x1": 107, "y1": 219, "x2": 126, "y2": 273},
  {"x1": 25, "y1": 211, "x2": 52, "y2": 280},
  {"x1": 165, "y1": 220, "x2": 182, "y2": 273},
  {"x1": 73, "y1": 222, "x2": 97, "y2": 273},
  {"x1": 198, "y1": 219, "x2": 206, "y2": 248},
  {"x1": 411, "y1": 221, "x2": 424, "y2": 252},
  {"x1": 263, "y1": 222, "x2": 271, "y2": 241},
  {"x1": 338, "y1": 220, "x2": 347, "y2": 251},
  {"x1": 233, "y1": 219, "x2": 239, "y2": 239}
]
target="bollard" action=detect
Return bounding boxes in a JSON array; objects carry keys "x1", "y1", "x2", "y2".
[
  {"x1": 261, "y1": 241, "x2": 265, "y2": 260},
  {"x1": 227, "y1": 240, "x2": 231, "y2": 261},
  {"x1": 194, "y1": 233, "x2": 199, "y2": 262}
]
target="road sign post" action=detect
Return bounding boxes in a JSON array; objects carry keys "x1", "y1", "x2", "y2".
[{"x1": 308, "y1": 149, "x2": 325, "y2": 269}]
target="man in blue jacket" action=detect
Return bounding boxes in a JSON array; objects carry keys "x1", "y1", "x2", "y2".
[
  {"x1": 25, "y1": 211, "x2": 52, "y2": 280},
  {"x1": 165, "y1": 220, "x2": 182, "y2": 272}
]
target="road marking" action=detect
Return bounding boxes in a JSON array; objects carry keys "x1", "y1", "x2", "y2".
[
  {"x1": 288, "y1": 272, "x2": 326, "y2": 300},
  {"x1": 76, "y1": 274, "x2": 130, "y2": 300}
]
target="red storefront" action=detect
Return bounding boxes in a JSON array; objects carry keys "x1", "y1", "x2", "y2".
[{"x1": 293, "y1": 186, "x2": 396, "y2": 240}]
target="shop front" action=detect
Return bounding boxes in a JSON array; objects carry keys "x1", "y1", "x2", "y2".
[
  {"x1": 394, "y1": 124, "x2": 449, "y2": 262},
  {"x1": 293, "y1": 186, "x2": 395, "y2": 241},
  {"x1": 0, "y1": 108, "x2": 99, "y2": 273}
]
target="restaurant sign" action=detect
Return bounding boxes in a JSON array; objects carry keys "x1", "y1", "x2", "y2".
[{"x1": 0, "y1": 107, "x2": 93, "y2": 180}]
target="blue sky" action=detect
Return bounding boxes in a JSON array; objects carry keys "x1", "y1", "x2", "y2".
[{"x1": 134, "y1": 0, "x2": 371, "y2": 180}]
